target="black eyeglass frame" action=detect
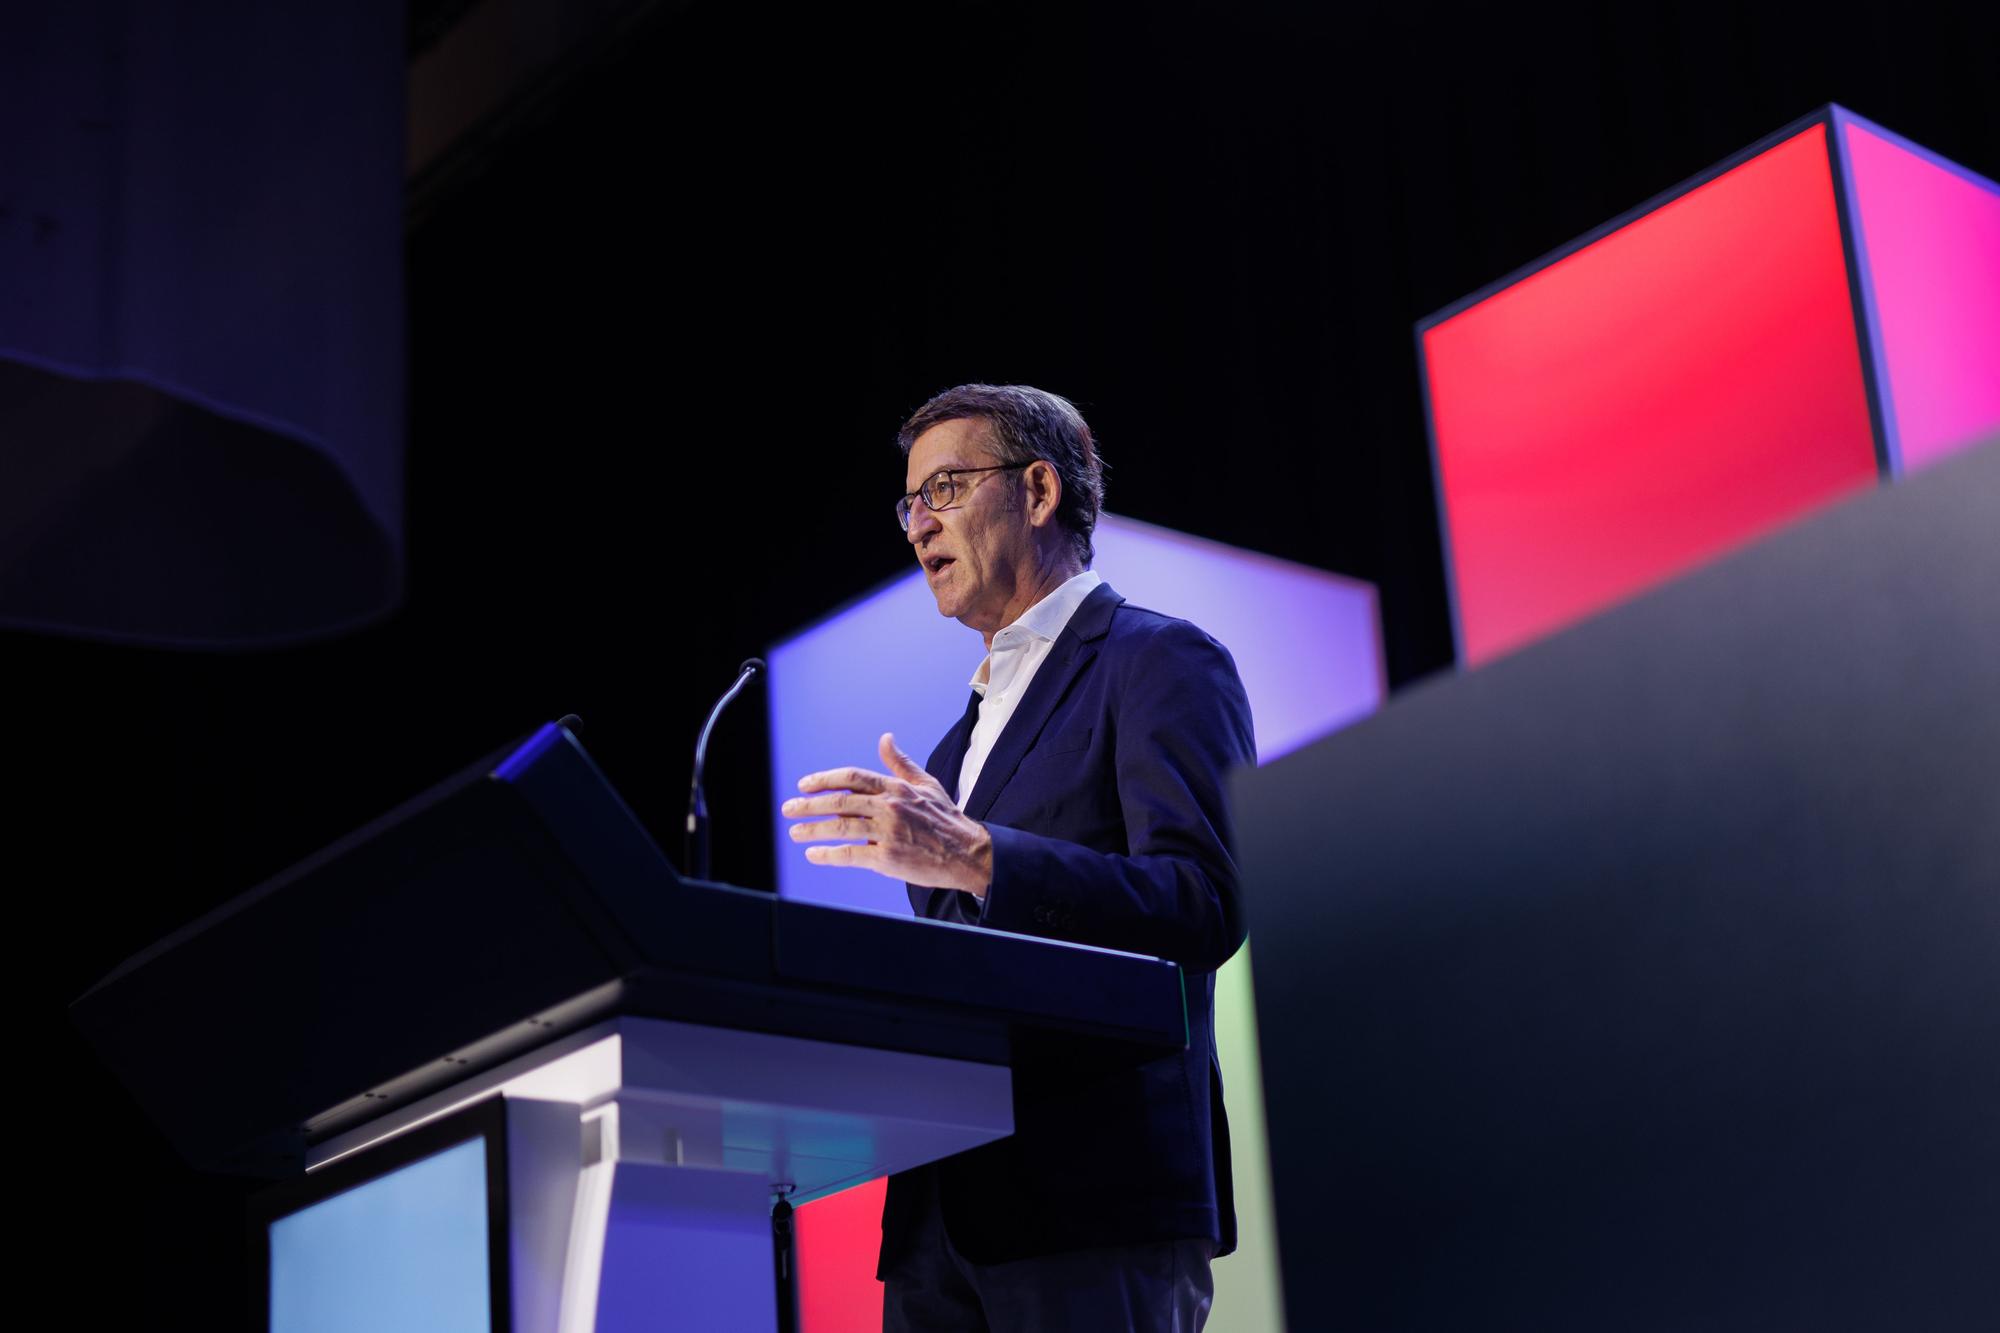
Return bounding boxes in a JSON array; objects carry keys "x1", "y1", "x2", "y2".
[{"x1": 895, "y1": 463, "x2": 1033, "y2": 530}]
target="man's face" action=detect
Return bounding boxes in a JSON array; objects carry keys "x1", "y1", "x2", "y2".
[{"x1": 903, "y1": 418, "x2": 1034, "y2": 634}]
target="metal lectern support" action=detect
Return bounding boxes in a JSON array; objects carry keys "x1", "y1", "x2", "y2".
[{"x1": 308, "y1": 1017, "x2": 1012, "y2": 1332}]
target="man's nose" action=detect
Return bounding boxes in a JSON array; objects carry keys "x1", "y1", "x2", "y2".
[{"x1": 905, "y1": 498, "x2": 941, "y2": 545}]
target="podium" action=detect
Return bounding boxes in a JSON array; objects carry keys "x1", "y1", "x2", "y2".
[{"x1": 72, "y1": 722, "x2": 1187, "y2": 1331}]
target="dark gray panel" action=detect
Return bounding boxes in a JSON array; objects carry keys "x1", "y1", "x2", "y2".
[{"x1": 1237, "y1": 439, "x2": 2000, "y2": 1331}]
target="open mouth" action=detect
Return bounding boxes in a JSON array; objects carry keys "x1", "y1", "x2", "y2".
[{"x1": 925, "y1": 555, "x2": 955, "y2": 575}]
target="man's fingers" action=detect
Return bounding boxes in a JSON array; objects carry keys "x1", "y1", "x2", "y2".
[
  {"x1": 879, "y1": 732, "x2": 931, "y2": 784},
  {"x1": 781, "y1": 792, "x2": 877, "y2": 818},
  {"x1": 788, "y1": 816, "x2": 875, "y2": 842},
  {"x1": 796, "y1": 765, "x2": 891, "y2": 794},
  {"x1": 804, "y1": 842, "x2": 876, "y2": 868}
]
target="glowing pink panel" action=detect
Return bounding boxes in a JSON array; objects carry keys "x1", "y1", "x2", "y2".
[
  {"x1": 1840, "y1": 116, "x2": 2000, "y2": 473},
  {"x1": 1423, "y1": 123, "x2": 1881, "y2": 666}
]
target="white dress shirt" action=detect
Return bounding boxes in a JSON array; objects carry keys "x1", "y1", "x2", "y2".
[{"x1": 955, "y1": 569, "x2": 1103, "y2": 808}]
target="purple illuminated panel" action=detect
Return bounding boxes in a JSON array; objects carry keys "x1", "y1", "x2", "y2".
[
  {"x1": 1837, "y1": 112, "x2": 2000, "y2": 474},
  {"x1": 768, "y1": 513, "x2": 1384, "y2": 912}
]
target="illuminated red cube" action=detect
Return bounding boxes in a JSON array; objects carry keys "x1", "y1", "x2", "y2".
[{"x1": 1421, "y1": 106, "x2": 2000, "y2": 667}]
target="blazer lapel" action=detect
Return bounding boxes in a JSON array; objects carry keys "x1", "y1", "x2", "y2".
[
  {"x1": 927, "y1": 688, "x2": 982, "y2": 795},
  {"x1": 963, "y1": 582, "x2": 1124, "y2": 822}
]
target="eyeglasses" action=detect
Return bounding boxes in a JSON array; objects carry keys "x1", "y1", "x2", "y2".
[{"x1": 895, "y1": 463, "x2": 1032, "y2": 530}]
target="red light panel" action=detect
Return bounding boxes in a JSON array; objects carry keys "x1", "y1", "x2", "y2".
[
  {"x1": 1424, "y1": 124, "x2": 1880, "y2": 665},
  {"x1": 795, "y1": 1178, "x2": 885, "y2": 1332}
]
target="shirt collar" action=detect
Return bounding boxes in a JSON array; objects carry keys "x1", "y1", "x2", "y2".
[
  {"x1": 968, "y1": 569, "x2": 1103, "y2": 692},
  {"x1": 1011, "y1": 568, "x2": 1102, "y2": 644}
]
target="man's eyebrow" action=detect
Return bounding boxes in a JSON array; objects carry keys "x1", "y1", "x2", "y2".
[{"x1": 907, "y1": 462, "x2": 976, "y2": 485}]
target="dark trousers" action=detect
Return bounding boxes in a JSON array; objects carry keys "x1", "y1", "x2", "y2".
[{"x1": 880, "y1": 1168, "x2": 1215, "y2": 1333}]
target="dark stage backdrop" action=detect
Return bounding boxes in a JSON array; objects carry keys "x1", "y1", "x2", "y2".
[{"x1": 19, "y1": 3, "x2": 1996, "y2": 1324}]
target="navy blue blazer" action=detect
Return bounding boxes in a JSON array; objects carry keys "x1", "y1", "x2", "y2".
[{"x1": 879, "y1": 581, "x2": 1257, "y2": 1270}]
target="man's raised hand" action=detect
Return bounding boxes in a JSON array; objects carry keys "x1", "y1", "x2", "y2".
[{"x1": 782, "y1": 733, "x2": 994, "y2": 898}]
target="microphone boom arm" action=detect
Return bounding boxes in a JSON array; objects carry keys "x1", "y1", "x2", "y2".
[{"x1": 685, "y1": 658, "x2": 764, "y2": 880}]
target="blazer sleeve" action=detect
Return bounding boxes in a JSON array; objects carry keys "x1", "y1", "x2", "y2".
[
  {"x1": 908, "y1": 881, "x2": 984, "y2": 925},
  {"x1": 975, "y1": 620, "x2": 1256, "y2": 973}
]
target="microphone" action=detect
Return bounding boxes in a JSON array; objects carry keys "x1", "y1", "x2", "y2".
[{"x1": 686, "y1": 658, "x2": 764, "y2": 881}]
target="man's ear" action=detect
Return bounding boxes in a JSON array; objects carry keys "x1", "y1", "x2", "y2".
[{"x1": 1026, "y1": 459, "x2": 1064, "y2": 527}]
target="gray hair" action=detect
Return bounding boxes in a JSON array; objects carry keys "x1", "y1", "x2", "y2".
[{"x1": 896, "y1": 383, "x2": 1106, "y2": 565}]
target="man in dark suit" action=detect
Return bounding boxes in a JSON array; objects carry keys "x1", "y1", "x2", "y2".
[{"x1": 782, "y1": 384, "x2": 1255, "y2": 1331}]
